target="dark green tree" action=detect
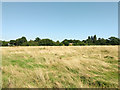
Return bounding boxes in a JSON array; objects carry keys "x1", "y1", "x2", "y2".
[
  {"x1": 108, "y1": 37, "x2": 120, "y2": 45},
  {"x1": 63, "y1": 41, "x2": 69, "y2": 46},
  {"x1": 34, "y1": 37, "x2": 40, "y2": 42},
  {"x1": 28, "y1": 40, "x2": 38, "y2": 46},
  {"x1": 2, "y1": 41, "x2": 9, "y2": 46},
  {"x1": 10, "y1": 40, "x2": 16, "y2": 46},
  {"x1": 16, "y1": 36, "x2": 27, "y2": 46},
  {"x1": 93, "y1": 35, "x2": 97, "y2": 44},
  {"x1": 96, "y1": 38, "x2": 106, "y2": 45},
  {"x1": 55, "y1": 40, "x2": 60, "y2": 46},
  {"x1": 38, "y1": 39, "x2": 55, "y2": 46},
  {"x1": 62, "y1": 39, "x2": 69, "y2": 46}
]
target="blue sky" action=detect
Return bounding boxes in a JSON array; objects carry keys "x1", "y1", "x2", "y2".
[{"x1": 2, "y1": 2, "x2": 118, "y2": 41}]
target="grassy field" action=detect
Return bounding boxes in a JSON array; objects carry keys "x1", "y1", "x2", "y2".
[{"x1": 1, "y1": 46, "x2": 119, "y2": 88}]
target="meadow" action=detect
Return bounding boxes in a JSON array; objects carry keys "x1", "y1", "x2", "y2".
[{"x1": 1, "y1": 46, "x2": 119, "y2": 88}]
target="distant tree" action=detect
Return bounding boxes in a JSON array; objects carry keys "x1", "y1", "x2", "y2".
[
  {"x1": 2, "y1": 41, "x2": 9, "y2": 46},
  {"x1": 55, "y1": 40, "x2": 60, "y2": 46},
  {"x1": 93, "y1": 35, "x2": 97, "y2": 44},
  {"x1": 86, "y1": 36, "x2": 93, "y2": 45},
  {"x1": 108, "y1": 37, "x2": 119, "y2": 45},
  {"x1": 16, "y1": 36, "x2": 27, "y2": 46},
  {"x1": 88, "y1": 36, "x2": 90, "y2": 40},
  {"x1": 34, "y1": 37, "x2": 40, "y2": 42},
  {"x1": 73, "y1": 40, "x2": 79, "y2": 43},
  {"x1": 82, "y1": 40, "x2": 88, "y2": 45},
  {"x1": 68, "y1": 39, "x2": 73, "y2": 43},
  {"x1": 1, "y1": 35, "x2": 120, "y2": 46},
  {"x1": 10, "y1": 40, "x2": 16, "y2": 46},
  {"x1": 91, "y1": 36, "x2": 94, "y2": 41},
  {"x1": 59, "y1": 42, "x2": 64, "y2": 46},
  {"x1": 28, "y1": 40, "x2": 38, "y2": 46},
  {"x1": 0, "y1": 40, "x2": 2, "y2": 46},
  {"x1": 21, "y1": 42, "x2": 29, "y2": 46},
  {"x1": 72, "y1": 41, "x2": 85, "y2": 46},
  {"x1": 105, "y1": 39, "x2": 111, "y2": 45},
  {"x1": 21, "y1": 36, "x2": 27, "y2": 43},
  {"x1": 96, "y1": 38, "x2": 106, "y2": 45},
  {"x1": 64, "y1": 41, "x2": 69, "y2": 46},
  {"x1": 38, "y1": 39, "x2": 56, "y2": 46},
  {"x1": 77, "y1": 41, "x2": 85, "y2": 46},
  {"x1": 62, "y1": 39, "x2": 69, "y2": 46}
]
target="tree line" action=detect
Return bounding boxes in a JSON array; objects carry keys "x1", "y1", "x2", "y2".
[{"x1": 0, "y1": 35, "x2": 120, "y2": 46}]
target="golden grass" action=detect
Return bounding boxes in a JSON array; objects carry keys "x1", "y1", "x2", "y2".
[{"x1": 1, "y1": 46, "x2": 119, "y2": 88}]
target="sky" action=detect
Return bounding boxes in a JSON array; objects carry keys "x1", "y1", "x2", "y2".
[{"x1": 2, "y1": 2, "x2": 118, "y2": 41}]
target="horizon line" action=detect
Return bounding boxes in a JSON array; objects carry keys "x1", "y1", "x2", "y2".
[{"x1": 1, "y1": 35, "x2": 119, "y2": 42}]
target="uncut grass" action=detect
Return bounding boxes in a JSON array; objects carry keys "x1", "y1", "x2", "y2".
[{"x1": 2, "y1": 46, "x2": 118, "y2": 88}]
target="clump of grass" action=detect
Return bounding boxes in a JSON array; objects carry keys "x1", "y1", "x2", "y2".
[
  {"x1": 101, "y1": 50, "x2": 109, "y2": 53},
  {"x1": 55, "y1": 53, "x2": 57, "y2": 55},
  {"x1": 59, "y1": 55, "x2": 65, "y2": 59},
  {"x1": 80, "y1": 76, "x2": 116, "y2": 88},
  {"x1": 65, "y1": 66, "x2": 79, "y2": 74},
  {"x1": 104, "y1": 56, "x2": 114, "y2": 59},
  {"x1": 104, "y1": 56, "x2": 117, "y2": 64},
  {"x1": 32, "y1": 64, "x2": 48, "y2": 69},
  {"x1": 39, "y1": 47, "x2": 46, "y2": 50},
  {"x1": 105, "y1": 60, "x2": 117, "y2": 64},
  {"x1": 2, "y1": 72, "x2": 11, "y2": 87},
  {"x1": 39, "y1": 57, "x2": 46, "y2": 63},
  {"x1": 10, "y1": 58, "x2": 35, "y2": 69}
]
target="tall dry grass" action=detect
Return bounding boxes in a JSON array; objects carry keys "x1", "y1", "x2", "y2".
[{"x1": 1, "y1": 46, "x2": 118, "y2": 88}]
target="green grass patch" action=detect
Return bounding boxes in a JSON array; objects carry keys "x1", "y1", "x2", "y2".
[
  {"x1": 80, "y1": 75, "x2": 117, "y2": 88},
  {"x1": 51, "y1": 65, "x2": 58, "y2": 70},
  {"x1": 65, "y1": 66, "x2": 79, "y2": 74},
  {"x1": 104, "y1": 56, "x2": 114, "y2": 59},
  {"x1": 10, "y1": 58, "x2": 35, "y2": 69},
  {"x1": 32, "y1": 64, "x2": 48, "y2": 69},
  {"x1": 104, "y1": 56, "x2": 118, "y2": 64},
  {"x1": 90, "y1": 70, "x2": 102, "y2": 75},
  {"x1": 2, "y1": 71, "x2": 11, "y2": 88}
]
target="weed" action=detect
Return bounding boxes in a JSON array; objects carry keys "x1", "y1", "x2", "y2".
[{"x1": 104, "y1": 56, "x2": 114, "y2": 59}]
